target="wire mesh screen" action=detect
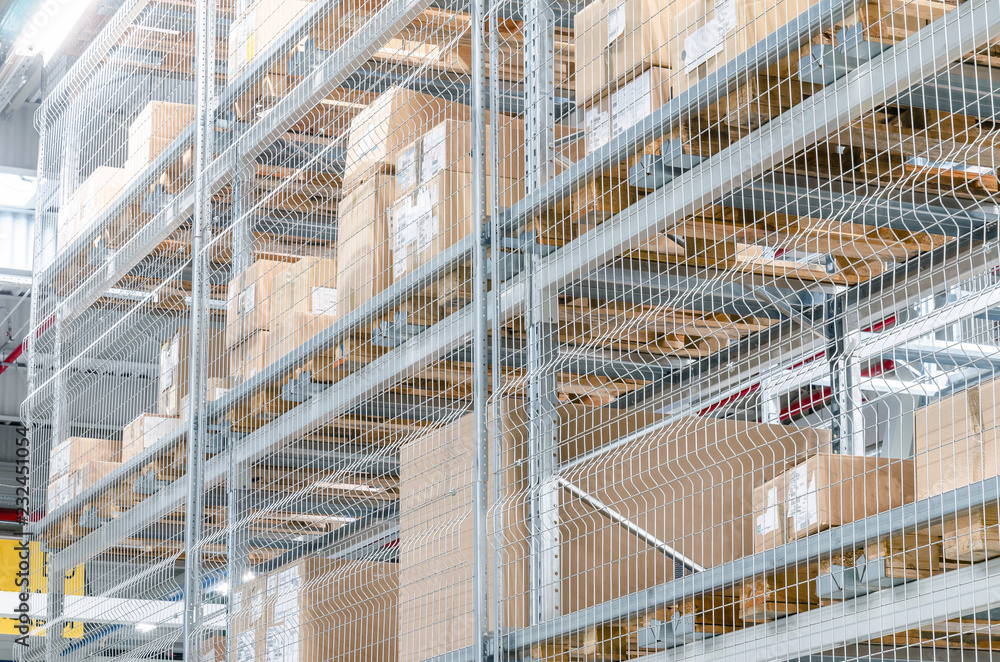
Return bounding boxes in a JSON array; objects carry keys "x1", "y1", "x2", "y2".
[{"x1": 19, "y1": 0, "x2": 1000, "y2": 660}]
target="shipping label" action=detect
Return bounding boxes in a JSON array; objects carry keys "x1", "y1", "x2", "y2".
[
  {"x1": 787, "y1": 465, "x2": 818, "y2": 532},
  {"x1": 585, "y1": 108, "x2": 611, "y2": 153},
  {"x1": 310, "y1": 287, "x2": 337, "y2": 317},
  {"x1": 607, "y1": 4, "x2": 627, "y2": 44}
]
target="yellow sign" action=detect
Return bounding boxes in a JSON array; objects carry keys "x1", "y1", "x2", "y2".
[{"x1": 0, "y1": 540, "x2": 85, "y2": 639}]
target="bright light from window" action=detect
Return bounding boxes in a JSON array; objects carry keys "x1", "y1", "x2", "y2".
[
  {"x1": 0, "y1": 175, "x2": 36, "y2": 208},
  {"x1": 135, "y1": 623, "x2": 156, "y2": 633},
  {"x1": 242, "y1": 571, "x2": 255, "y2": 582},
  {"x1": 212, "y1": 581, "x2": 230, "y2": 595},
  {"x1": 14, "y1": 0, "x2": 94, "y2": 63}
]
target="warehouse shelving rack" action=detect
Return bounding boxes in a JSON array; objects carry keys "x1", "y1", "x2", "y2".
[{"x1": 21, "y1": 0, "x2": 1000, "y2": 659}]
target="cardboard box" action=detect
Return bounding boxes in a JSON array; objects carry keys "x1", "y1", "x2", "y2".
[
  {"x1": 343, "y1": 86, "x2": 472, "y2": 182},
  {"x1": 50, "y1": 437, "x2": 120, "y2": 479},
  {"x1": 122, "y1": 414, "x2": 182, "y2": 462},
  {"x1": 180, "y1": 377, "x2": 231, "y2": 422},
  {"x1": 58, "y1": 166, "x2": 129, "y2": 252},
  {"x1": 232, "y1": 558, "x2": 398, "y2": 662},
  {"x1": 395, "y1": 118, "x2": 581, "y2": 198},
  {"x1": 47, "y1": 474, "x2": 74, "y2": 512},
  {"x1": 126, "y1": 101, "x2": 196, "y2": 186},
  {"x1": 158, "y1": 324, "x2": 228, "y2": 417},
  {"x1": 229, "y1": 330, "x2": 272, "y2": 384},
  {"x1": 74, "y1": 460, "x2": 119, "y2": 497},
  {"x1": 334, "y1": 175, "x2": 397, "y2": 319},
  {"x1": 200, "y1": 635, "x2": 227, "y2": 662},
  {"x1": 582, "y1": 66, "x2": 675, "y2": 154},
  {"x1": 574, "y1": 0, "x2": 677, "y2": 105},
  {"x1": 752, "y1": 473, "x2": 787, "y2": 552},
  {"x1": 268, "y1": 257, "x2": 339, "y2": 325},
  {"x1": 226, "y1": 260, "x2": 291, "y2": 348},
  {"x1": 390, "y1": 168, "x2": 521, "y2": 281},
  {"x1": 670, "y1": 0, "x2": 815, "y2": 96},
  {"x1": 779, "y1": 454, "x2": 915, "y2": 540}
]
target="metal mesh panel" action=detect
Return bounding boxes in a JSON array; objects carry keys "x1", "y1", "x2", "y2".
[{"x1": 19, "y1": 0, "x2": 1000, "y2": 660}]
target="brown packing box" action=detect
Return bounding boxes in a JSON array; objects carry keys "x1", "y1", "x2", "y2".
[
  {"x1": 126, "y1": 101, "x2": 195, "y2": 178},
  {"x1": 574, "y1": 0, "x2": 677, "y2": 105},
  {"x1": 158, "y1": 324, "x2": 228, "y2": 417},
  {"x1": 227, "y1": 0, "x2": 313, "y2": 77},
  {"x1": 398, "y1": 401, "x2": 663, "y2": 661},
  {"x1": 670, "y1": 0, "x2": 815, "y2": 96},
  {"x1": 232, "y1": 558, "x2": 398, "y2": 662},
  {"x1": 915, "y1": 383, "x2": 1000, "y2": 559},
  {"x1": 180, "y1": 377, "x2": 231, "y2": 422},
  {"x1": 225, "y1": 260, "x2": 291, "y2": 349},
  {"x1": 50, "y1": 437, "x2": 120, "y2": 479},
  {"x1": 73, "y1": 460, "x2": 119, "y2": 497},
  {"x1": 752, "y1": 473, "x2": 787, "y2": 552},
  {"x1": 199, "y1": 636, "x2": 227, "y2": 662},
  {"x1": 390, "y1": 168, "x2": 522, "y2": 281},
  {"x1": 121, "y1": 414, "x2": 182, "y2": 463},
  {"x1": 229, "y1": 330, "x2": 272, "y2": 384},
  {"x1": 334, "y1": 175, "x2": 396, "y2": 320},
  {"x1": 343, "y1": 86, "x2": 473, "y2": 183},
  {"x1": 47, "y1": 474, "x2": 74, "y2": 512},
  {"x1": 395, "y1": 118, "x2": 582, "y2": 198},
  {"x1": 268, "y1": 257, "x2": 339, "y2": 324},
  {"x1": 59, "y1": 167, "x2": 129, "y2": 252},
  {"x1": 582, "y1": 66, "x2": 675, "y2": 154},
  {"x1": 781, "y1": 454, "x2": 915, "y2": 540}
]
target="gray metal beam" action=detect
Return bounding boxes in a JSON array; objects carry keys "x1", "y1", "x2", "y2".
[
  {"x1": 725, "y1": 175, "x2": 999, "y2": 239},
  {"x1": 898, "y1": 69, "x2": 1000, "y2": 120}
]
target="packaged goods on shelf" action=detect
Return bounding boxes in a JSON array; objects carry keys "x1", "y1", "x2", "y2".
[
  {"x1": 916, "y1": 382, "x2": 1000, "y2": 560},
  {"x1": 158, "y1": 325, "x2": 227, "y2": 417},
  {"x1": 753, "y1": 454, "x2": 916, "y2": 551},
  {"x1": 226, "y1": 260, "x2": 291, "y2": 349},
  {"x1": 73, "y1": 460, "x2": 119, "y2": 496},
  {"x1": 343, "y1": 86, "x2": 473, "y2": 183},
  {"x1": 57, "y1": 166, "x2": 128, "y2": 253},
  {"x1": 390, "y1": 169, "x2": 522, "y2": 281},
  {"x1": 670, "y1": 0, "x2": 814, "y2": 95},
  {"x1": 125, "y1": 101, "x2": 196, "y2": 187},
  {"x1": 47, "y1": 475, "x2": 73, "y2": 512},
  {"x1": 582, "y1": 66, "x2": 675, "y2": 155},
  {"x1": 268, "y1": 257, "x2": 339, "y2": 323},
  {"x1": 227, "y1": 0, "x2": 312, "y2": 77},
  {"x1": 574, "y1": 0, "x2": 676, "y2": 105},
  {"x1": 200, "y1": 635, "x2": 227, "y2": 662},
  {"x1": 265, "y1": 311, "x2": 375, "y2": 384},
  {"x1": 122, "y1": 414, "x2": 183, "y2": 462},
  {"x1": 232, "y1": 558, "x2": 398, "y2": 662},
  {"x1": 50, "y1": 437, "x2": 120, "y2": 479},
  {"x1": 335, "y1": 175, "x2": 396, "y2": 320},
  {"x1": 229, "y1": 330, "x2": 272, "y2": 384},
  {"x1": 180, "y1": 378, "x2": 231, "y2": 422},
  {"x1": 398, "y1": 402, "x2": 824, "y2": 658}
]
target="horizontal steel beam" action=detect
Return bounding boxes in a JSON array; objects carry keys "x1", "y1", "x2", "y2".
[
  {"x1": 897, "y1": 69, "x2": 1000, "y2": 120},
  {"x1": 725, "y1": 176, "x2": 999, "y2": 238}
]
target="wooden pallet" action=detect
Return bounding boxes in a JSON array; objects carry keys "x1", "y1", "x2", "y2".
[{"x1": 941, "y1": 506, "x2": 1000, "y2": 562}]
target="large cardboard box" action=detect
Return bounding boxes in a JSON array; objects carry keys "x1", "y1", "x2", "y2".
[
  {"x1": 268, "y1": 257, "x2": 339, "y2": 324},
  {"x1": 59, "y1": 167, "x2": 128, "y2": 252},
  {"x1": 343, "y1": 87, "x2": 473, "y2": 182},
  {"x1": 670, "y1": 0, "x2": 815, "y2": 96},
  {"x1": 334, "y1": 175, "x2": 397, "y2": 319},
  {"x1": 753, "y1": 454, "x2": 915, "y2": 550},
  {"x1": 915, "y1": 384, "x2": 1000, "y2": 560},
  {"x1": 227, "y1": 0, "x2": 313, "y2": 77},
  {"x1": 50, "y1": 437, "x2": 120, "y2": 479},
  {"x1": 225, "y1": 259, "x2": 291, "y2": 348},
  {"x1": 574, "y1": 0, "x2": 677, "y2": 105},
  {"x1": 122, "y1": 414, "x2": 182, "y2": 462},
  {"x1": 73, "y1": 460, "x2": 119, "y2": 497},
  {"x1": 232, "y1": 558, "x2": 398, "y2": 662},
  {"x1": 158, "y1": 324, "x2": 228, "y2": 417},
  {"x1": 128, "y1": 101, "x2": 195, "y2": 163},
  {"x1": 390, "y1": 168, "x2": 521, "y2": 281},
  {"x1": 582, "y1": 66, "x2": 675, "y2": 154},
  {"x1": 47, "y1": 474, "x2": 74, "y2": 512},
  {"x1": 229, "y1": 330, "x2": 272, "y2": 384}
]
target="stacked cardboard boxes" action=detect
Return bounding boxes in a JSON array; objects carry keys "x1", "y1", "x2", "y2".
[
  {"x1": 125, "y1": 101, "x2": 195, "y2": 191},
  {"x1": 398, "y1": 401, "x2": 828, "y2": 660},
  {"x1": 335, "y1": 176, "x2": 397, "y2": 320},
  {"x1": 158, "y1": 324, "x2": 228, "y2": 417},
  {"x1": 232, "y1": 558, "x2": 398, "y2": 662},
  {"x1": 916, "y1": 382, "x2": 1000, "y2": 560},
  {"x1": 57, "y1": 166, "x2": 128, "y2": 254},
  {"x1": 121, "y1": 414, "x2": 183, "y2": 463},
  {"x1": 47, "y1": 437, "x2": 120, "y2": 512}
]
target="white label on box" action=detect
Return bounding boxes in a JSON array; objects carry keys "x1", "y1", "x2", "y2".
[
  {"x1": 267, "y1": 573, "x2": 277, "y2": 596},
  {"x1": 170, "y1": 336, "x2": 180, "y2": 367},
  {"x1": 787, "y1": 465, "x2": 818, "y2": 532},
  {"x1": 265, "y1": 626, "x2": 285, "y2": 662},
  {"x1": 611, "y1": 70, "x2": 652, "y2": 137},
  {"x1": 396, "y1": 144, "x2": 418, "y2": 192},
  {"x1": 233, "y1": 588, "x2": 242, "y2": 613},
  {"x1": 251, "y1": 588, "x2": 263, "y2": 622},
  {"x1": 585, "y1": 108, "x2": 611, "y2": 153},
  {"x1": 276, "y1": 566, "x2": 301, "y2": 621},
  {"x1": 683, "y1": 20, "x2": 724, "y2": 72},
  {"x1": 236, "y1": 631, "x2": 255, "y2": 662},
  {"x1": 420, "y1": 123, "x2": 450, "y2": 184},
  {"x1": 54, "y1": 474, "x2": 72, "y2": 507},
  {"x1": 241, "y1": 284, "x2": 256, "y2": 313},
  {"x1": 715, "y1": 0, "x2": 738, "y2": 36},
  {"x1": 607, "y1": 4, "x2": 627, "y2": 44},
  {"x1": 310, "y1": 287, "x2": 337, "y2": 317},
  {"x1": 160, "y1": 366, "x2": 174, "y2": 392},
  {"x1": 756, "y1": 487, "x2": 780, "y2": 535},
  {"x1": 51, "y1": 441, "x2": 71, "y2": 476}
]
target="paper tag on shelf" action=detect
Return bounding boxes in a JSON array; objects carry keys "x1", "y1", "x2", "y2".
[
  {"x1": 396, "y1": 144, "x2": 418, "y2": 192},
  {"x1": 311, "y1": 287, "x2": 337, "y2": 317},
  {"x1": 241, "y1": 284, "x2": 256, "y2": 313},
  {"x1": 160, "y1": 366, "x2": 174, "y2": 392},
  {"x1": 611, "y1": 70, "x2": 652, "y2": 137},
  {"x1": 585, "y1": 108, "x2": 611, "y2": 153},
  {"x1": 683, "y1": 19, "x2": 725, "y2": 72},
  {"x1": 607, "y1": 4, "x2": 627, "y2": 44},
  {"x1": 420, "y1": 123, "x2": 450, "y2": 184},
  {"x1": 715, "y1": 0, "x2": 738, "y2": 36},
  {"x1": 51, "y1": 441, "x2": 70, "y2": 476},
  {"x1": 756, "y1": 487, "x2": 780, "y2": 535}
]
